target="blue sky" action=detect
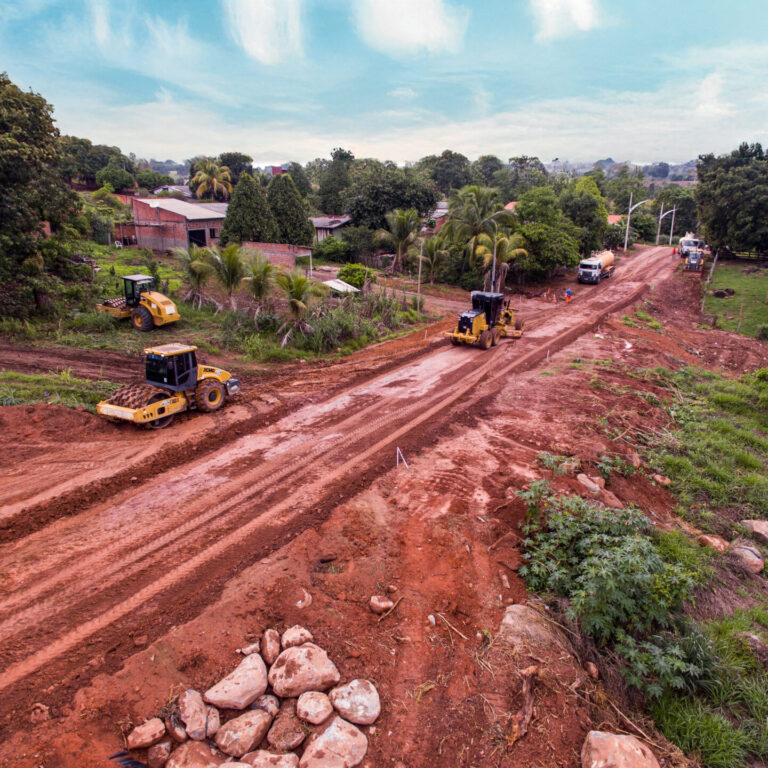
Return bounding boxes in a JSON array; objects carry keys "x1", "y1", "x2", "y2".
[{"x1": 2, "y1": 0, "x2": 767, "y2": 165}]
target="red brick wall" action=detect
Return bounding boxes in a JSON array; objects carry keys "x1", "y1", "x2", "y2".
[{"x1": 241, "y1": 242, "x2": 312, "y2": 269}]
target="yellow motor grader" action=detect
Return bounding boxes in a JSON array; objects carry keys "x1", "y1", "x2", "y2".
[
  {"x1": 96, "y1": 274, "x2": 180, "y2": 331},
  {"x1": 97, "y1": 343, "x2": 240, "y2": 429},
  {"x1": 445, "y1": 291, "x2": 525, "y2": 350}
]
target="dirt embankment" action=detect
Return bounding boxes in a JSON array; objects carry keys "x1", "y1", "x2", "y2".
[{"x1": 4, "y1": 247, "x2": 756, "y2": 767}]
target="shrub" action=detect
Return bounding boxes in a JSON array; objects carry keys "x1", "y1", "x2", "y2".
[
  {"x1": 66, "y1": 311, "x2": 117, "y2": 333},
  {"x1": 337, "y1": 263, "x2": 375, "y2": 290},
  {"x1": 313, "y1": 235, "x2": 350, "y2": 263}
]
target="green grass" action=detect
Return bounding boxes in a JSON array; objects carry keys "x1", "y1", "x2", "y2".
[
  {"x1": 703, "y1": 261, "x2": 768, "y2": 338},
  {"x1": 648, "y1": 366, "x2": 768, "y2": 534},
  {"x1": 0, "y1": 370, "x2": 119, "y2": 412}
]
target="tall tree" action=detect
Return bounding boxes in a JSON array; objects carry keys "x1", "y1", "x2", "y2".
[
  {"x1": 471, "y1": 155, "x2": 504, "y2": 186},
  {"x1": 267, "y1": 173, "x2": 314, "y2": 245},
  {"x1": 443, "y1": 185, "x2": 514, "y2": 266},
  {"x1": 285, "y1": 161, "x2": 311, "y2": 197},
  {"x1": 605, "y1": 166, "x2": 646, "y2": 213},
  {"x1": 696, "y1": 142, "x2": 768, "y2": 251},
  {"x1": 319, "y1": 147, "x2": 354, "y2": 214},
  {"x1": 651, "y1": 186, "x2": 698, "y2": 235},
  {"x1": 423, "y1": 149, "x2": 472, "y2": 195},
  {"x1": 375, "y1": 208, "x2": 420, "y2": 273},
  {"x1": 95, "y1": 160, "x2": 135, "y2": 192},
  {"x1": 344, "y1": 162, "x2": 438, "y2": 230},
  {"x1": 219, "y1": 172, "x2": 279, "y2": 246},
  {"x1": 191, "y1": 158, "x2": 233, "y2": 199},
  {"x1": 558, "y1": 176, "x2": 608, "y2": 254},
  {"x1": 0, "y1": 72, "x2": 81, "y2": 314},
  {"x1": 136, "y1": 169, "x2": 173, "y2": 190},
  {"x1": 217, "y1": 152, "x2": 253, "y2": 186}
]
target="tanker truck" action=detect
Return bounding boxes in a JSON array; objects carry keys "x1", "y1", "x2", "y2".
[{"x1": 577, "y1": 250, "x2": 615, "y2": 285}]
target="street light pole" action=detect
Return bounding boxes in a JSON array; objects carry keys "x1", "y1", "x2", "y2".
[
  {"x1": 416, "y1": 237, "x2": 424, "y2": 321},
  {"x1": 655, "y1": 202, "x2": 665, "y2": 246},
  {"x1": 623, "y1": 192, "x2": 650, "y2": 252},
  {"x1": 669, "y1": 206, "x2": 677, "y2": 245}
]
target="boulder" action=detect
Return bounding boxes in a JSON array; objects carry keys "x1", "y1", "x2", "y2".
[
  {"x1": 329, "y1": 680, "x2": 380, "y2": 725},
  {"x1": 239, "y1": 642, "x2": 261, "y2": 656},
  {"x1": 204, "y1": 653, "x2": 268, "y2": 710},
  {"x1": 252, "y1": 694, "x2": 281, "y2": 718},
  {"x1": 297, "y1": 692, "x2": 333, "y2": 725},
  {"x1": 730, "y1": 542, "x2": 765, "y2": 573},
  {"x1": 262, "y1": 629, "x2": 281, "y2": 665},
  {"x1": 742, "y1": 519, "x2": 768, "y2": 546},
  {"x1": 576, "y1": 474, "x2": 601, "y2": 494},
  {"x1": 651, "y1": 474, "x2": 671, "y2": 486},
  {"x1": 215, "y1": 709, "x2": 273, "y2": 758},
  {"x1": 166, "y1": 740, "x2": 226, "y2": 768},
  {"x1": 205, "y1": 706, "x2": 220, "y2": 738},
  {"x1": 282, "y1": 625, "x2": 313, "y2": 649},
  {"x1": 698, "y1": 534, "x2": 729, "y2": 553},
  {"x1": 581, "y1": 731, "x2": 660, "y2": 768},
  {"x1": 178, "y1": 690, "x2": 207, "y2": 741},
  {"x1": 267, "y1": 699, "x2": 306, "y2": 751},
  {"x1": 599, "y1": 490, "x2": 624, "y2": 509},
  {"x1": 166, "y1": 713, "x2": 188, "y2": 743},
  {"x1": 299, "y1": 716, "x2": 367, "y2": 768},
  {"x1": 148, "y1": 737, "x2": 174, "y2": 768},
  {"x1": 369, "y1": 595, "x2": 393, "y2": 614},
  {"x1": 584, "y1": 662, "x2": 599, "y2": 681},
  {"x1": 242, "y1": 753, "x2": 300, "y2": 768},
  {"x1": 498, "y1": 604, "x2": 571, "y2": 656},
  {"x1": 127, "y1": 718, "x2": 166, "y2": 749},
  {"x1": 268, "y1": 643, "x2": 341, "y2": 698}
]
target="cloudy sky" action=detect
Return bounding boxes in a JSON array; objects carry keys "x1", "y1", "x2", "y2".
[{"x1": 2, "y1": 0, "x2": 767, "y2": 165}]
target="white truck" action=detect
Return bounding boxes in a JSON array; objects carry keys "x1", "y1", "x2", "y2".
[
  {"x1": 577, "y1": 250, "x2": 615, "y2": 284},
  {"x1": 678, "y1": 232, "x2": 704, "y2": 260}
]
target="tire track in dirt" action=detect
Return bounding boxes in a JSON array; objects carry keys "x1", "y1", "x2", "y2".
[{"x1": 0, "y1": 248, "x2": 674, "y2": 694}]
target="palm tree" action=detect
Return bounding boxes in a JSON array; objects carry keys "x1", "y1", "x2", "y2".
[
  {"x1": 192, "y1": 159, "x2": 233, "y2": 200},
  {"x1": 420, "y1": 236, "x2": 449, "y2": 285},
  {"x1": 171, "y1": 245, "x2": 215, "y2": 309},
  {"x1": 274, "y1": 270, "x2": 325, "y2": 347},
  {"x1": 243, "y1": 249, "x2": 275, "y2": 324},
  {"x1": 476, "y1": 231, "x2": 529, "y2": 292},
  {"x1": 375, "y1": 208, "x2": 420, "y2": 273},
  {"x1": 207, "y1": 243, "x2": 246, "y2": 310},
  {"x1": 443, "y1": 185, "x2": 514, "y2": 266}
]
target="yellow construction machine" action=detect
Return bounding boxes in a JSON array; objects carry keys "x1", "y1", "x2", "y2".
[
  {"x1": 445, "y1": 291, "x2": 524, "y2": 350},
  {"x1": 96, "y1": 274, "x2": 180, "y2": 331},
  {"x1": 97, "y1": 343, "x2": 240, "y2": 429}
]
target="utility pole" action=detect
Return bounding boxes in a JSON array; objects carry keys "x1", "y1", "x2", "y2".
[
  {"x1": 657, "y1": 205, "x2": 675, "y2": 246},
  {"x1": 416, "y1": 237, "x2": 424, "y2": 321},
  {"x1": 668, "y1": 206, "x2": 676, "y2": 245},
  {"x1": 491, "y1": 220, "x2": 498, "y2": 291},
  {"x1": 655, "y1": 202, "x2": 665, "y2": 245},
  {"x1": 624, "y1": 191, "x2": 650, "y2": 252}
]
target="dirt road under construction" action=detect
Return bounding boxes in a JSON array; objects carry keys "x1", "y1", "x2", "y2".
[{"x1": 0, "y1": 246, "x2": 688, "y2": 766}]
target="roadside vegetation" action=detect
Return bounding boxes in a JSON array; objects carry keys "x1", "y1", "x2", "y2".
[
  {"x1": 703, "y1": 261, "x2": 768, "y2": 339},
  {"x1": 0, "y1": 369, "x2": 118, "y2": 411},
  {"x1": 524, "y1": 363, "x2": 768, "y2": 768}
]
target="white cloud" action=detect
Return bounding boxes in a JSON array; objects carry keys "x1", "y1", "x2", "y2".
[
  {"x1": 354, "y1": 0, "x2": 469, "y2": 57},
  {"x1": 531, "y1": 0, "x2": 599, "y2": 41},
  {"x1": 388, "y1": 87, "x2": 417, "y2": 99},
  {"x1": 694, "y1": 73, "x2": 733, "y2": 118},
  {"x1": 222, "y1": 0, "x2": 303, "y2": 66},
  {"x1": 90, "y1": 0, "x2": 109, "y2": 47}
]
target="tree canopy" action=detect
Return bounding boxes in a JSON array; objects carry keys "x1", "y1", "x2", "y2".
[
  {"x1": 558, "y1": 176, "x2": 608, "y2": 254},
  {"x1": 696, "y1": 142, "x2": 768, "y2": 252},
  {"x1": 319, "y1": 147, "x2": 354, "y2": 214},
  {"x1": 217, "y1": 152, "x2": 253, "y2": 186},
  {"x1": 267, "y1": 173, "x2": 314, "y2": 245},
  {"x1": 418, "y1": 149, "x2": 472, "y2": 195},
  {"x1": 219, "y1": 172, "x2": 278, "y2": 246}
]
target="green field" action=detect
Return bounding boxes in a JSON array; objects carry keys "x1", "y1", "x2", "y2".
[
  {"x1": 0, "y1": 370, "x2": 119, "y2": 411},
  {"x1": 703, "y1": 261, "x2": 768, "y2": 338}
]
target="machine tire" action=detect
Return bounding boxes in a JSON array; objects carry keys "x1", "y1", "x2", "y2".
[
  {"x1": 144, "y1": 392, "x2": 175, "y2": 429},
  {"x1": 491, "y1": 327, "x2": 501, "y2": 346},
  {"x1": 450, "y1": 336, "x2": 461, "y2": 346},
  {"x1": 196, "y1": 379, "x2": 226, "y2": 413},
  {"x1": 478, "y1": 330, "x2": 492, "y2": 350},
  {"x1": 515, "y1": 317, "x2": 525, "y2": 332},
  {"x1": 131, "y1": 306, "x2": 153, "y2": 332}
]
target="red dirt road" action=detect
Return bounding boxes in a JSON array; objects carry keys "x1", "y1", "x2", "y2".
[{"x1": 0, "y1": 247, "x2": 688, "y2": 766}]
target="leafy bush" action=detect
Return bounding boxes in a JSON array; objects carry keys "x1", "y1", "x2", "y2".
[
  {"x1": 519, "y1": 491, "x2": 696, "y2": 643},
  {"x1": 596, "y1": 452, "x2": 636, "y2": 481},
  {"x1": 313, "y1": 235, "x2": 350, "y2": 263},
  {"x1": 66, "y1": 311, "x2": 117, "y2": 333},
  {"x1": 337, "y1": 263, "x2": 375, "y2": 289},
  {"x1": 305, "y1": 306, "x2": 376, "y2": 353}
]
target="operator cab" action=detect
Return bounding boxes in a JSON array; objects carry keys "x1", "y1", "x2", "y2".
[
  {"x1": 123, "y1": 274, "x2": 155, "y2": 308},
  {"x1": 471, "y1": 291, "x2": 504, "y2": 324},
  {"x1": 145, "y1": 343, "x2": 198, "y2": 392}
]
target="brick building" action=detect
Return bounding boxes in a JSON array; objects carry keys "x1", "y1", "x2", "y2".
[
  {"x1": 116, "y1": 198, "x2": 227, "y2": 250},
  {"x1": 241, "y1": 242, "x2": 312, "y2": 269}
]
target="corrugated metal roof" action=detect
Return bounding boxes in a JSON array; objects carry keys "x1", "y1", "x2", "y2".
[
  {"x1": 135, "y1": 198, "x2": 227, "y2": 220},
  {"x1": 310, "y1": 215, "x2": 352, "y2": 228},
  {"x1": 323, "y1": 278, "x2": 359, "y2": 293}
]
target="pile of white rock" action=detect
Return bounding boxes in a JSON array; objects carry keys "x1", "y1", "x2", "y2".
[{"x1": 124, "y1": 625, "x2": 380, "y2": 768}]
